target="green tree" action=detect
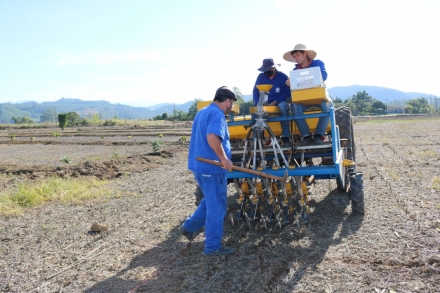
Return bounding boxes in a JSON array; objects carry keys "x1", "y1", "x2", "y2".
[
  {"x1": 153, "y1": 113, "x2": 168, "y2": 120},
  {"x1": 406, "y1": 97, "x2": 435, "y2": 114},
  {"x1": 350, "y1": 91, "x2": 373, "y2": 115},
  {"x1": 239, "y1": 100, "x2": 254, "y2": 115},
  {"x1": 90, "y1": 114, "x2": 101, "y2": 127},
  {"x1": 187, "y1": 99, "x2": 203, "y2": 120},
  {"x1": 332, "y1": 97, "x2": 344, "y2": 108},
  {"x1": 11, "y1": 116, "x2": 33, "y2": 124},
  {"x1": 371, "y1": 100, "x2": 387, "y2": 114},
  {"x1": 58, "y1": 113, "x2": 68, "y2": 130},
  {"x1": 232, "y1": 87, "x2": 253, "y2": 115},
  {"x1": 232, "y1": 87, "x2": 245, "y2": 105},
  {"x1": 66, "y1": 112, "x2": 81, "y2": 126},
  {"x1": 173, "y1": 110, "x2": 187, "y2": 120},
  {"x1": 40, "y1": 109, "x2": 57, "y2": 122}
]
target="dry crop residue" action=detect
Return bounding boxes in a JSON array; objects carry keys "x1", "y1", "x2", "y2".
[{"x1": 0, "y1": 116, "x2": 439, "y2": 293}]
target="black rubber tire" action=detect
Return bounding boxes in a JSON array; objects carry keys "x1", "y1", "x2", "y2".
[
  {"x1": 335, "y1": 107, "x2": 356, "y2": 162},
  {"x1": 349, "y1": 172, "x2": 365, "y2": 214}
]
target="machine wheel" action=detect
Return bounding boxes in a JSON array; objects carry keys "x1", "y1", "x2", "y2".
[
  {"x1": 335, "y1": 107, "x2": 356, "y2": 162},
  {"x1": 349, "y1": 172, "x2": 365, "y2": 214}
]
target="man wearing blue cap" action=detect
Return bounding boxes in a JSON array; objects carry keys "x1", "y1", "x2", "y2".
[
  {"x1": 253, "y1": 58, "x2": 291, "y2": 144},
  {"x1": 180, "y1": 86, "x2": 236, "y2": 256}
]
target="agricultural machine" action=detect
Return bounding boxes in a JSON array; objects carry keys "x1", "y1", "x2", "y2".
[{"x1": 197, "y1": 84, "x2": 364, "y2": 229}]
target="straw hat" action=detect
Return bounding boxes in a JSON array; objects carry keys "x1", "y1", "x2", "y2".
[{"x1": 283, "y1": 44, "x2": 317, "y2": 63}]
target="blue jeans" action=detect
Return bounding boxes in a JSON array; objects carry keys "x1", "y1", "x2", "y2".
[
  {"x1": 183, "y1": 172, "x2": 227, "y2": 254},
  {"x1": 278, "y1": 101, "x2": 290, "y2": 138},
  {"x1": 293, "y1": 101, "x2": 333, "y2": 137}
]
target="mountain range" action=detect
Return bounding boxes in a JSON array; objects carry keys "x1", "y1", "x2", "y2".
[
  {"x1": 0, "y1": 85, "x2": 438, "y2": 123},
  {"x1": 244, "y1": 85, "x2": 439, "y2": 106}
]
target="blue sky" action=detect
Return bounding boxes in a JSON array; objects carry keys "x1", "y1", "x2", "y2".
[{"x1": 1, "y1": 0, "x2": 439, "y2": 107}]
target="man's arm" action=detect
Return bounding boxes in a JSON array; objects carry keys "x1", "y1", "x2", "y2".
[
  {"x1": 313, "y1": 60, "x2": 328, "y2": 81},
  {"x1": 207, "y1": 133, "x2": 233, "y2": 171},
  {"x1": 273, "y1": 74, "x2": 291, "y2": 105}
]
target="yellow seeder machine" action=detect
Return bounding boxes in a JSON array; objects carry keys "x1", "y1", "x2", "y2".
[{"x1": 196, "y1": 82, "x2": 364, "y2": 230}]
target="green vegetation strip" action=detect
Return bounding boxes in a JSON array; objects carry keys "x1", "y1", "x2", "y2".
[{"x1": 0, "y1": 177, "x2": 116, "y2": 216}]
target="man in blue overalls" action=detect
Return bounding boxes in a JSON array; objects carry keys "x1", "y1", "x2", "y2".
[{"x1": 180, "y1": 86, "x2": 236, "y2": 256}]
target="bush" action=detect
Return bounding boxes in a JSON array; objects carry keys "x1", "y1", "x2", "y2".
[
  {"x1": 103, "y1": 119, "x2": 116, "y2": 126},
  {"x1": 152, "y1": 141, "x2": 165, "y2": 152}
]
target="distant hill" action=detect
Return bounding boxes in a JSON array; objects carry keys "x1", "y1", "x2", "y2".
[
  {"x1": 1, "y1": 86, "x2": 438, "y2": 123},
  {"x1": 245, "y1": 86, "x2": 439, "y2": 106},
  {"x1": 327, "y1": 85, "x2": 439, "y2": 106},
  {"x1": 0, "y1": 98, "x2": 193, "y2": 123}
]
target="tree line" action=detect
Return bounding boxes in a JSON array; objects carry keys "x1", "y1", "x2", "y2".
[
  {"x1": 6, "y1": 89, "x2": 439, "y2": 128},
  {"x1": 332, "y1": 90, "x2": 437, "y2": 115},
  {"x1": 153, "y1": 88, "x2": 438, "y2": 119}
]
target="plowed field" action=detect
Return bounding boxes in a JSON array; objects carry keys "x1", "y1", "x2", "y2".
[{"x1": 1, "y1": 116, "x2": 439, "y2": 293}]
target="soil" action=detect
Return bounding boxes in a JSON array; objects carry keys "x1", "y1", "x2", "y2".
[{"x1": 0, "y1": 116, "x2": 439, "y2": 293}]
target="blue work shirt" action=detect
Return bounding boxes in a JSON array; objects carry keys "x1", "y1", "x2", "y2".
[
  {"x1": 252, "y1": 70, "x2": 290, "y2": 105},
  {"x1": 188, "y1": 103, "x2": 231, "y2": 174},
  {"x1": 294, "y1": 59, "x2": 328, "y2": 81}
]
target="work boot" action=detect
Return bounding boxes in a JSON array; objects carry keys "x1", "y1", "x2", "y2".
[
  {"x1": 300, "y1": 136, "x2": 312, "y2": 146},
  {"x1": 314, "y1": 134, "x2": 323, "y2": 145},
  {"x1": 179, "y1": 225, "x2": 195, "y2": 241},
  {"x1": 205, "y1": 246, "x2": 235, "y2": 256}
]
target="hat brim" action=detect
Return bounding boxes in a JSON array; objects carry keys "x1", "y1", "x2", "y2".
[
  {"x1": 258, "y1": 63, "x2": 280, "y2": 72},
  {"x1": 283, "y1": 49, "x2": 317, "y2": 63}
]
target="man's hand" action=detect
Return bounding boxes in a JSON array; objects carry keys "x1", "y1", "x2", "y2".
[
  {"x1": 220, "y1": 158, "x2": 233, "y2": 171},
  {"x1": 286, "y1": 78, "x2": 290, "y2": 87},
  {"x1": 207, "y1": 133, "x2": 233, "y2": 171}
]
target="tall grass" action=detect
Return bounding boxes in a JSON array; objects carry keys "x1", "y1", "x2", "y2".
[{"x1": 0, "y1": 177, "x2": 117, "y2": 216}]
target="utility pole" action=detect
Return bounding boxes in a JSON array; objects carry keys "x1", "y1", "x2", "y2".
[{"x1": 385, "y1": 99, "x2": 388, "y2": 114}]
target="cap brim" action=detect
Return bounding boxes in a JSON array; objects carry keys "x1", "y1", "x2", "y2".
[{"x1": 258, "y1": 63, "x2": 281, "y2": 72}]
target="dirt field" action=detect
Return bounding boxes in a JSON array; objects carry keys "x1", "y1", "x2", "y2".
[{"x1": 1, "y1": 116, "x2": 439, "y2": 293}]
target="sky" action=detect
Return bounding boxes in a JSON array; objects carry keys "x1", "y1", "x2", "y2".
[{"x1": 1, "y1": 0, "x2": 439, "y2": 107}]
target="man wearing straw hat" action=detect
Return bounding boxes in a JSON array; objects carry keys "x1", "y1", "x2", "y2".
[{"x1": 283, "y1": 44, "x2": 331, "y2": 146}]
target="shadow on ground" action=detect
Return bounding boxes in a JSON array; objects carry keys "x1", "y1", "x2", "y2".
[{"x1": 85, "y1": 186, "x2": 364, "y2": 293}]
